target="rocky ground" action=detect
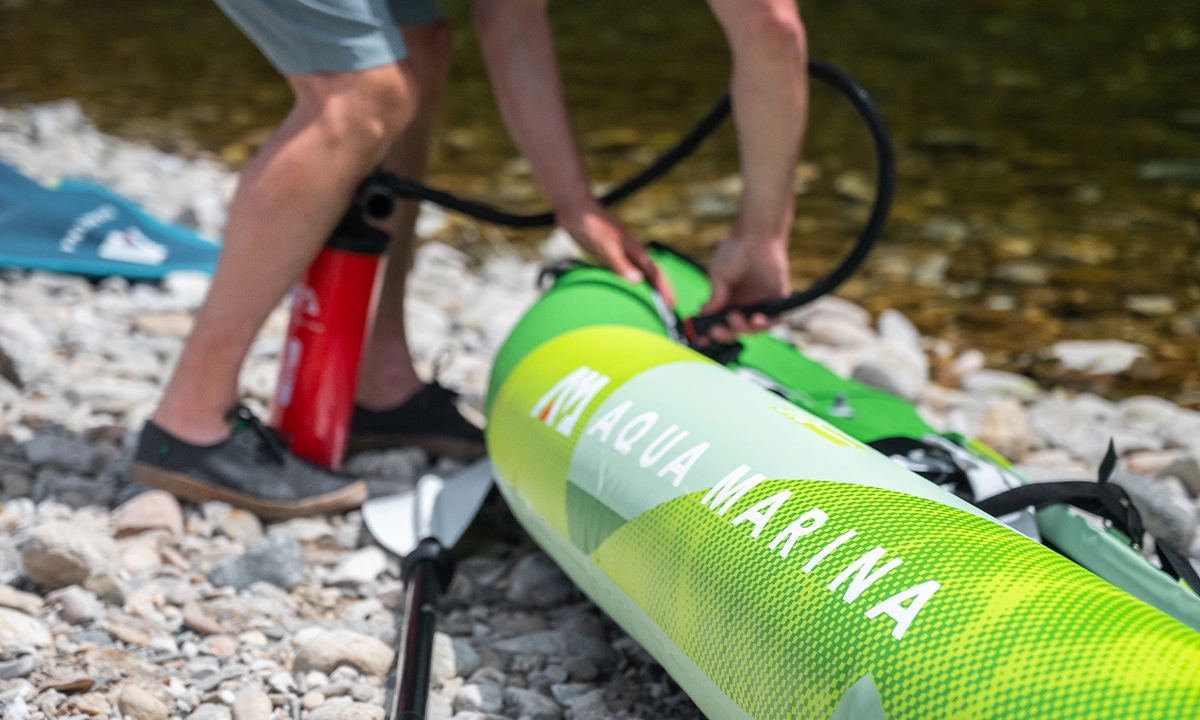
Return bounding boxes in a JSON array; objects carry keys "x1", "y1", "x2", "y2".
[{"x1": 4, "y1": 101, "x2": 1200, "y2": 720}]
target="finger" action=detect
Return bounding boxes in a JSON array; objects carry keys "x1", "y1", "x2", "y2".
[
  {"x1": 700, "y1": 279, "x2": 730, "y2": 316},
  {"x1": 724, "y1": 311, "x2": 753, "y2": 336},
  {"x1": 708, "y1": 324, "x2": 738, "y2": 344},
  {"x1": 749, "y1": 312, "x2": 774, "y2": 333},
  {"x1": 626, "y1": 242, "x2": 676, "y2": 307},
  {"x1": 599, "y1": 244, "x2": 644, "y2": 284}
]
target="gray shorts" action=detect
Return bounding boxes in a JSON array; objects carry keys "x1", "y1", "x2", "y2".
[{"x1": 214, "y1": 0, "x2": 443, "y2": 76}]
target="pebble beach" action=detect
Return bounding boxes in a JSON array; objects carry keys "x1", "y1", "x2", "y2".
[{"x1": 3, "y1": 100, "x2": 1200, "y2": 720}]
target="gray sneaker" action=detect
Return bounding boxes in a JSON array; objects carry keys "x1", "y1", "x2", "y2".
[{"x1": 130, "y1": 405, "x2": 368, "y2": 520}]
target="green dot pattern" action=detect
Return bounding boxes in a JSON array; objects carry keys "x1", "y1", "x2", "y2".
[{"x1": 592, "y1": 479, "x2": 1200, "y2": 719}]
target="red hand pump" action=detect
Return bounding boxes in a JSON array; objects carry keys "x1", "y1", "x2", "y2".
[{"x1": 270, "y1": 204, "x2": 391, "y2": 469}]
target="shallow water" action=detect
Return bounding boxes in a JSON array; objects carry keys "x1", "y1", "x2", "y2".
[{"x1": 2, "y1": 0, "x2": 1200, "y2": 399}]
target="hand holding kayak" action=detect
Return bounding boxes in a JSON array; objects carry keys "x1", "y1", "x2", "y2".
[
  {"x1": 559, "y1": 202, "x2": 676, "y2": 308},
  {"x1": 700, "y1": 235, "x2": 792, "y2": 343}
]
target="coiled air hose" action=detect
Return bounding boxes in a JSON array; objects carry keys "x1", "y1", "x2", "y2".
[{"x1": 360, "y1": 58, "x2": 896, "y2": 337}]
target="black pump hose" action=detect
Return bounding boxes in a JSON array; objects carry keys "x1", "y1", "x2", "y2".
[{"x1": 360, "y1": 58, "x2": 895, "y2": 335}]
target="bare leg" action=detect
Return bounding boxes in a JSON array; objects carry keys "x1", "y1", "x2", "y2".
[
  {"x1": 152, "y1": 64, "x2": 416, "y2": 444},
  {"x1": 356, "y1": 20, "x2": 455, "y2": 411}
]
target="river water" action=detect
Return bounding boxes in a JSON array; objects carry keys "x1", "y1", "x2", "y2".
[{"x1": 2, "y1": 0, "x2": 1199, "y2": 399}]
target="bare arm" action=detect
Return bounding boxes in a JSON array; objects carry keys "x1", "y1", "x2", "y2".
[
  {"x1": 472, "y1": 0, "x2": 673, "y2": 303},
  {"x1": 701, "y1": 0, "x2": 809, "y2": 341}
]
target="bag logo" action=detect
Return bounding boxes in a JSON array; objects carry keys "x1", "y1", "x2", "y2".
[
  {"x1": 531, "y1": 366, "x2": 611, "y2": 437},
  {"x1": 97, "y1": 226, "x2": 168, "y2": 266},
  {"x1": 59, "y1": 203, "x2": 119, "y2": 253}
]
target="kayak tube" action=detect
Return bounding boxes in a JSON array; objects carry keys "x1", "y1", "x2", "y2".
[{"x1": 485, "y1": 247, "x2": 1200, "y2": 719}]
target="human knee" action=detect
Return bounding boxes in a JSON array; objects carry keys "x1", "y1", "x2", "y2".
[{"x1": 294, "y1": 67, "x2": 415, "y2": 156}]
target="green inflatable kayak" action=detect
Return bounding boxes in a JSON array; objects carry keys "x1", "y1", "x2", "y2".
[{"x1": 484, "y1": 246, "x2": 1200, "y2": 719}]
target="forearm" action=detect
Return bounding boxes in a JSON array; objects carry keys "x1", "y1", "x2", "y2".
[
  {"x1": 719, "y1": 2, "x2": 809, "y2": 245},
  {"x1": 473, "y1": 0, "x2": 596, "y2": 218}
]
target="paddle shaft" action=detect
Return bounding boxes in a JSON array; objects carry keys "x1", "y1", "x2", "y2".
[{"x1": 391, "y1": 540, "x2": 455, "y2": 720}]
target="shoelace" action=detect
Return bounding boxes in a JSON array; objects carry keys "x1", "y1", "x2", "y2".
[
  {"x1": 427, "y1": 345, "x2": 462, "y2": 405},
  {"x1": 225, "y1": 404, "x2": 289, "y2": 465}
]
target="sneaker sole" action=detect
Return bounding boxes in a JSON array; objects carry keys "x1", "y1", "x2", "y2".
[
  {"x1": 345, "y1": 433, "x2": 487, "y2": 462},
  {"x1": 129, "y1": 462, "x2": 369, "y2": 520}
]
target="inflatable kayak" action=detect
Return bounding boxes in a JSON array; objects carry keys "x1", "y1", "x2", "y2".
[{"x1": 484, "y1": 246, "x2": 1200, "y2": 719}]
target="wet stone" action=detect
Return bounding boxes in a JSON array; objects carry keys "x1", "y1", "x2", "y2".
[
  {"x1": 0, "y1": 587, "x2": 43, "y2": 616},
  {"x1": 50, "y1": 586, "x2": 104, "y2": 626},
  {"x1": 208, "y1": 531, "x2": 305, "y2": 591},
  {"x1": 0, "y1": 609, "x2": 51, "y2": 647},
  {"x1": 111, "y1": 490, "x2": 184, "y2": 539},
  {"x1": 0, "y1": 650, "x2": 39, "y2": 681},
  {"x1": 293, "y1": 630, "x2": 393, "y2": 677},
  {"x1": 231, "y1": 687, "x2": 271, "y2": 720},
  {"x1": 118, "y1": 686, "x2": 170, "y2": 720},
  {"x1": 503, "y1": 687, "x2": 562, "y2": 720},
  {"x1": 307, "y1": 698, "x2": 385, "y2": 720},
  {"x1": 187, "y1": 703, "x2": 232, "y2": 720},
  {"x1": 506, "y1": 554, "x2": 574, "y2": 609}
]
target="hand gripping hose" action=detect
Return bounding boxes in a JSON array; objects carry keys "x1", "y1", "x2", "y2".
[{"x1": 359, "y1": 59, "x2": 896, "y2": 337}]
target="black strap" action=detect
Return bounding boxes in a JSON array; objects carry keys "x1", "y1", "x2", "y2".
[
  {"x1": 975, "y1": 480, "x2": 1144, "y2": 549},
  {"x1": 1158, "y1": 541, "x2": 1200, "y2": 594},
  {"x1": 877, "y1": 437, "x2": 1200, "y2": 596},
  {"x1": 975, "y1": 443, "x2": 1144, "y2": 549}
]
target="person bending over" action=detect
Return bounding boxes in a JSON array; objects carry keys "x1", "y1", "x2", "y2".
[{"x1": 129, "y1": 0, "x2": 809, "y2": 518}]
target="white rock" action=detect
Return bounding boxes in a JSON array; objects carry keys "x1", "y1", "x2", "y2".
[
  {"x1": 785, "y1": 296, "x2": 872, "y2": 331},
  {"x1": 948, "y1": 349, "x2": 986, "y2": 384},
  {"x1": 327, "y1": 547, "x2": 388, "y2": 585},
  {"x1": 804, "y1": 317, "x2": 875, "y2": 348},
  {"x1": 540, "y1": 229, "x2": 582, "y2": 263},
  {"x1": 187, "y1": 703, "x2": 232, "y2": 720},
  {"x1": 432, "y1": 632, "x2": 458, "y2": 688},
  {"x1": 408, "y1": 243, "x2": 471, "y2": 312},
  {"x1": 416, "y1": 203, "x2": 450, "y2": 238},
  {"x1": 877, "y1": 309, "x2": 922, "y2": 354},
  {"x1": 1117, "y1": 395, "x2": 1181, "y2": 437},
  {"x1": 1160, "y1": 455, "x2": 1200, "y2": 498},
  {"x1": 1126, "y1": 450, "x2": 1186, "y2": 479},
  {"x1": 0, "y1": 308, "x2": 51, "y2": 387},
  {"x1": 852, "y1": 341, "x2": 928, "y2": 401},
  {"x1": 1111, "y1": 472, "x2": 1195, "y2": 549},
  {"x1": 294, "y1": 629, "x2": 394, "y2": 677},
  {"x1": 960, "y1": 369, "x2": 1042, "y2": 400},
  {"x1": 478, "y1": 254, "x2": 538, "y2": 292},
  {"x1": 65, "y1": 376, "x2": 157, "y2": 415},
  {"x1": 1124, "y1": 294, "x2": 1177, "y2": 317},
  {"x1": 454, "y1": 684, "x2": 503, "y2": 715},
  {"x1": 404, "y1": 299, "x2": 453, "y2": 361},
  {"x1": 1163, "y1": 410, "x2": 1200, "y2": 456},
  {"x1": 976, "y1": 398, "x2": 1031, "y2": 462},
  {"x1": 307, "y1": 698, "x2": 384, "y2": 720},
  {"x1": 161, "y1": 271, "x2": 212, "y2": 309},
  {"x1": 231, "y1": 687, "x2": 272, "y2": 720},
  {"x1": 16, "y1": 519, "x2": 116, "y2": 591},
  {"x1": 0, "y1": 609, "x2": 51, "y2": 647},
  {"x1": 1049, "y1": 340, "x2": 1146, "y2": 374},
  {"x1": 118, "y1": 686, "x2": 170, "y2": 720}
]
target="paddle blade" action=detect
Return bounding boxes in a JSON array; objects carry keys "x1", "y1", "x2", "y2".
[{"x1": 362, "y1": 458, "x2": 494, "y2": 557}]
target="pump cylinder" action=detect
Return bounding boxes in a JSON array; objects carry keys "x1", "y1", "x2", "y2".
[{"x1": 270, "y1": 215, "x2": 389, "y2": 469}]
